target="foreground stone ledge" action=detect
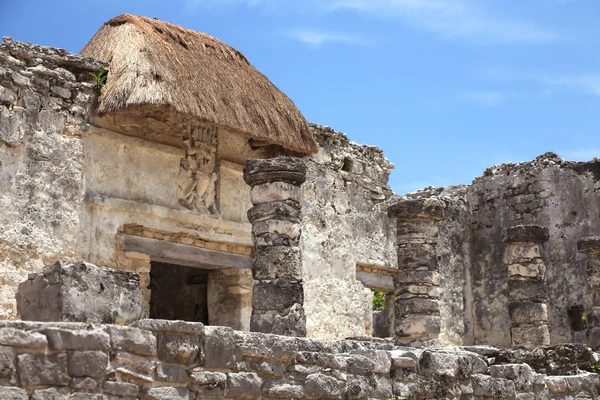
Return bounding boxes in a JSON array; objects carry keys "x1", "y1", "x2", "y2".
[{"x1": 0, "y1": 320, "x2": 596, "y2": 399}]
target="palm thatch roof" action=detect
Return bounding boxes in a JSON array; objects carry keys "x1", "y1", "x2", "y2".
[{"x1": 81, "y1": 14, "x2": 317, "y2": 155}]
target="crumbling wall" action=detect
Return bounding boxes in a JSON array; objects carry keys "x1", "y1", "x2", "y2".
[
  {"x1": 0, "y1": 320, "x2": 597, "y2": 399},
  {"x1": 301, "y1": 124, "x2": 397, "y2": 340},
  {"x1": 0, "y1": 38, "x2": 103, "y2": 319},
  {"x1": 408, "y1": 153, "x2": 600, "y2": 347}
]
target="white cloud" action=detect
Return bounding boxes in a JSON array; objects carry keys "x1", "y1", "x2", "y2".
[
  {"x1": 287, "y1": 29, "x2": 370, "y2": 46},
  {"x1": 179, "y1": 0, "x2": 560, "y2": 45},
  {"x1": 481, "y1": 67, "x2": 600, "y2": 96},
  {"x1": 460, "y1": 91, "x2": 524, "y2": 107},
  {"x1": 330, "y1": 0, "x2": 560, "y2": 44}
]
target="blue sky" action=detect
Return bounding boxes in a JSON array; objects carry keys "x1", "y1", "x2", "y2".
[{"x1": 1, "y1": 0, "x2": 599, "y2": 194}]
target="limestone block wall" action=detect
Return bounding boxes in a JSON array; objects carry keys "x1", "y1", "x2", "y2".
[
  {"x1": 301, "y1": 124, "x2": 397, "y2": 340},
  {"x1": 406, "y1": 153, "x2": 600, "y2": 347},
  {"x1": 0, "y1": 320, "x2": 597, "y2": 399},
  {"x1": 0, "y1": 37, "x2": 104, "y2": 320}
]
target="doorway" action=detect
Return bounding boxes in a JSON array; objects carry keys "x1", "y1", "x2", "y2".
[{"x1": 149, "y1": 261, "x2": 210, "y2": 323}]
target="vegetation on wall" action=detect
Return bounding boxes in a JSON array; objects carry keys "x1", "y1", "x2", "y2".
[
  {"x1": 372, "y1": 288, "x2": 386, "y2": 311},
  {"x1": 89, "y1": 68, "x2": 107, "y2": 96}
]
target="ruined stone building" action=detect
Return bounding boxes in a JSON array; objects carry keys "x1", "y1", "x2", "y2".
[{"x1": 1, "y1": 13, "x2": 600, "y2": 399}]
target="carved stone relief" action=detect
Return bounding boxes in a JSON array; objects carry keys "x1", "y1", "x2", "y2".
[{"x1": 177, "y1": 125, "x2": 219, "y2": 214}]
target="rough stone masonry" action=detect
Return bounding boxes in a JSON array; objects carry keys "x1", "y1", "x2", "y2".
[{"x1": 0, "y1": 318, "x2": 597, "y2": 399}]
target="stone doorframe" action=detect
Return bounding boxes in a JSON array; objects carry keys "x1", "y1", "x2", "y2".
[
  {"x1": 356, "y1": 263, "x2": 395, "y2": 338},
  {"x1": 113, "y1": 224, "x2": 253, "y2": 328}
]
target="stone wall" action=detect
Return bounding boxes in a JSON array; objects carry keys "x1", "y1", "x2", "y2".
[
  {"x1": 301, "y1": 124, "x2": 397, "y2": 340},
  {"x1": 405, "y1": 153, "x2": 600, "y2": 347},
  {"x1": 0, "y1": 37, "x2": 104, "y2": 320},
  {"x1": 0, "y1": 320, "x2": 597, "y2": 399}
]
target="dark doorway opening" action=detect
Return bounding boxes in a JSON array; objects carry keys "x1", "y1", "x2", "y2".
[{"x1": 149, "y1": 261, "x2": 210, "y2": 323}]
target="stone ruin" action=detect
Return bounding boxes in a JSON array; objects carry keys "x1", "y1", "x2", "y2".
[{"x1": 1, "y1": 13, "x2": 600, "y2": 399}]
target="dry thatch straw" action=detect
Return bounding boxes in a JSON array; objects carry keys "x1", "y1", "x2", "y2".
[{"x1": 81, "y1": 14, "x2": 317, "y2": 155}]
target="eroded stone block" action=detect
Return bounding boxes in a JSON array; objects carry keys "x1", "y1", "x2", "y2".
[
  {"x1": 16, "y1": 261, "x2": 142, "y2": 324},
  {"x1": 103, "y1": 381, "x2": 139, "y2": 398},
  {"x1": 252, "y1": 280, "x2": 303, "y2": 311},
  {"x1": 0, "y1": 328, "x2": 47, "y2": 348},
  {"x1": 508, "y1": 261, "x2": 546, "y2": 279},
  {"x1": 304, "y1": 373, "x2": 345, "y2": 399},
  {"x1": 503, "y1": 225, "x2": 549, "y2": 244},
  {"x1": 508, "y1": 278, "x2": 547, "y2": 302},
  {"x1": 395, "y1": 298, "x2": 440, "y2": 315},
  {"x1": 144, "y1": 387, "x2": 190, "y2": 400},
  {"x1": 250, "y1": 182, "x2": 302, "y2": 204},
  {"x1": 396, "y1": 315, "x2": 440, "y2": 340},
  {"x1": 509, "y1": 302, "x2": 548, "y2": 324},
  {"x1": 0, "y1": 386, "x2": 28, "y2": 400},
  {"x1": 263, "y1": 380, "x2": 305, "y2": 398},
  {"x1": 67, "y1": 350, "x2": 108, "y2": 377},
  {"x1": 203, "y1": 326, "x2": 235, "y2": 369},
  {"x1": 226, "y1": 372, "x2": 262, "y2": 399},
  {"x1": 388, "y1": 198, "x2": 445, "y2": 221},
  {"x1": 243, "y1": 157, "x2": 307, "y2": 186},
  {"x1": 511, "y1": 324, "x2": 550, "y2": 347},
  {"x1": 0, "y1": 345, "x2": 14, "y2": 379},
  {"x1": 17, "y1": 352, "x2": 69, "y2": 387},
  {"x1": 106, "y1": 325, "x2": 157, "y2": 356},
  {"x1": 253, "y1": 246, "x2": 302, "y2": 280},
  {"x1": 250, "y1": 304, "x2": 306, "y2": 337},
  {"x1": 156, "y1": 332, "x2": 201, "y2": 366}
]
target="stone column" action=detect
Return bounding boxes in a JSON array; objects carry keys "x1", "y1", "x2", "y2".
[
  {"x1": 388, "y1": 198, "x2": 444, "y2": 344},
  {"x1": 577, "y1": 236, "x2": 600, "y2": 349},
  {"x1": 503, "y1": 225, "x2": 550, "y2": 347},
  {"x1": 243, "y1": 157, "x2": 307, "y2": 337}
]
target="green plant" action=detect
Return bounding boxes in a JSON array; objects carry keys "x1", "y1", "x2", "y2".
[
  {"x1": 583, "y1": 311, "x2": 589, "y2": 330},
  {"x1": 372, "y1": 289, "x2": 386, "y2": 311},
  {"x1": 587, "y1": 361, "x2": 600, "y2": 374},
  {"x1": 89, "y1": 68, "x2": 108, "y2": 96}
]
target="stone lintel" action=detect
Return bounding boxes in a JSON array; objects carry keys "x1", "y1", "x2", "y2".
[
  {"x1": 577, "y1": 236, "x2": 600, "y2": 253},
  {"x1": 503, "y1": 225, "x2": 549, "y2": 244},
  {"x1": 243, "y1": 157, "x2": 307, "y2": 187},
  {"x1": 387, "y1": 198, "x2": 444, "y2": 221}
]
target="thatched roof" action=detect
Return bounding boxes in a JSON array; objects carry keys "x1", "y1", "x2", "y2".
[{"x1": 81, "y1": 14, "x2": 317, "y2": 155}]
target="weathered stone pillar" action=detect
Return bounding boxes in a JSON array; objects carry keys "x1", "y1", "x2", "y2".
[
  {"x1": 577, "y1": 236, "x2": 600, "y2": 349},
  {"x1": 243, "y1": 157, "x2": 307, "y2": 337},
  {"x1": 503, "y1": 225, "x2": 550, "y2": 347},
  {"x1": 388, "y1": 198, "x2": 444, "y2": 344}
]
